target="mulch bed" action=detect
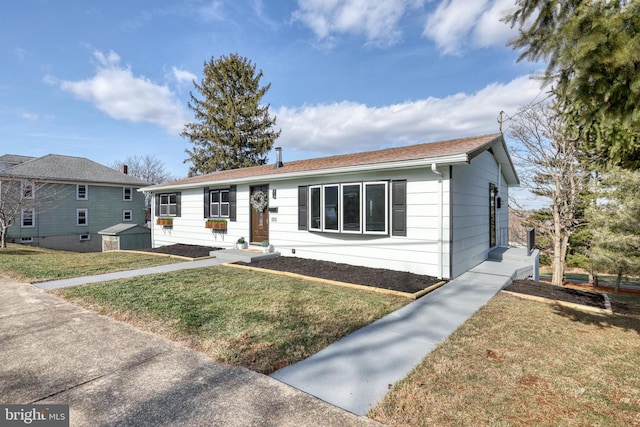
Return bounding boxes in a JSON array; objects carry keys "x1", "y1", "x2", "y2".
[
  {"x1": 504, "y1": 279, "x2": 607, "y2": 310},
  {"x1": 138, "y1": 244, "x2": 223, "y2": 258},
  {"x1": 136, "y1": 245, "x2": 609, "y2": 308},
  {"x1": 239, "y1": 257, "x2": 443, "y2": 294}
]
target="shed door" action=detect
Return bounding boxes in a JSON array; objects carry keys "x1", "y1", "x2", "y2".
[{"x1": 250, "y1": 185, "x2": 269, "y2": 243}]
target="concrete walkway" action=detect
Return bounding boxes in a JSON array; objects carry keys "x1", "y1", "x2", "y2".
[
  {"x1": 271, "y1": 254, "x2": 535, "y2": 416},
  {"x1": 0, "y1": 276, "x2": 380, "y2": 427}
]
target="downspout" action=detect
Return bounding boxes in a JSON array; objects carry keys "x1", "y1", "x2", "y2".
[
  {"x1": 497, "y1": 163, "x2": 502, "y2": 246},
  {"x1": 431, "y1": 163, "x2": 443, "y2": 279}
]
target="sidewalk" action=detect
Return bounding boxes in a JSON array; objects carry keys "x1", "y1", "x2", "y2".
[
  {"x1": 271, "y1": 256, "x2": 533, "y2": 415},
  {"x1": 0, "y1": 276, "x2": 380, "y2": 427}
]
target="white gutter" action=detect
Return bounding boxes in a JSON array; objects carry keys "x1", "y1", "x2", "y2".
[
  {"x1": 139, "y1": 154, "x2": 471, "y2": 192},
  {"x1": 431, "y1": 163, "x2": 444, "y2": 279}
]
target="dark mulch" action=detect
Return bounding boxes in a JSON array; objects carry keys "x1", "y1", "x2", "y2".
[
  {"x1": 505, "y1": 279, "x2": 607, "y2": 310},
  {"x1": 138, "y1": 244, "x2": 223, "y2": 259},
  {"x1": 239, "y1": 257, "x2": 443, "y2": 294}
]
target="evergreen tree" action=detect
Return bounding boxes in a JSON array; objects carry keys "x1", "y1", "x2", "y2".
[
  {"x1": 182, "y1": 54, "x2": 281, "y2": 176},
  {"x1": 505, "y1": 0, "x2": 640, "y2": 168},
  {"x1": 587, "y1": 168, "x2": 640, "y2": 292}
]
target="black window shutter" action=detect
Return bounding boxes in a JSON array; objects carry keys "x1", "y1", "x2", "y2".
[
  {"x1": 175, "y1": 192, "x2": 181, "y2": 217},
  {"x1": 154, "y1": 194, "x2": 160, "y2": 216},
  {"x1": 203, "y1": 187, "x2": 210, "y2": 218},
  {"x1": 229, "y1": 185, "x2": 237, "y2": 221},
  {"x1": 391, "y1": 180, "x2": 406, "y2": 236},
  {"x1": 298, "y1": 186, "x2": 308, "y2": 230}
]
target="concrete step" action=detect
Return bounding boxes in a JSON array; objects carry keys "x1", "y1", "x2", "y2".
[{"x1": 212, "y1": 248, "x2": 281, "y2": 263}]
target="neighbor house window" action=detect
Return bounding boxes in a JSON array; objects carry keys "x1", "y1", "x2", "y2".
[
  {"x1": 123, "y1": 210, "x2": 133, "y2": 221},
  {"x1": 157, "y1": 193, "x2": 180, "y2": 217},
  {"x1": 77, "y1": 208, "x2": 88, "y2": 226},
  {"x1": 306, "y1": 181, "x2": 389, "y2": 235},
  {"x1": 209, "y1": 190, "x2": 230, "y2": 217},
  {"x1": 79, "y1": 233, "x2": 91, "y2": 241},
  {"x1": 21, "y1": 208, "x2": 35, "y2": 228},
  {"x1": 20, "y1": 237, "x2": 34, "y2": 243},
  {"x1": 21, "y1": 181, "x2": 34, "y2": 199},
  {"x1": 123, "y1": 187, "x2": 132, "y2": 201},
  {"x1": 77, "y1": 184, "x2": 88, "y2": 200}
]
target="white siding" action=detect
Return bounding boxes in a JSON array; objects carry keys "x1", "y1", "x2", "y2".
[
  {"x1": 267, "y1": 168, "x2": 449, "y2": 277},
  {"x1": 450, "y1": 151, "x2": 510, "y2": 277},
  {"x1": 151, "y1": 167, "x2": 451, "y2": 277}
]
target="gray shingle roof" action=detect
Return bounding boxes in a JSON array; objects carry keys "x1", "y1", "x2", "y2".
[{"x1": 0, "y1": 154, "x2": 149, "y2": 186}]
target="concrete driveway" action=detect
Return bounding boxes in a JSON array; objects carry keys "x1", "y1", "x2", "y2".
[{"x1": 0, "y1": 276, "x2": 381, "y2": 427}]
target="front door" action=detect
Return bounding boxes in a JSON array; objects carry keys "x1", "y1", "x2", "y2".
[{"x1": 250, "y1": 185, "x2": 269, "y2": 243}]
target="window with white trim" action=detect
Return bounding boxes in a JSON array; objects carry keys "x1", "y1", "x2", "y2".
[
  {"x1": 77, "y1": 208, "x2": 88, "y2": 226},
  {"x1": 209, "y1": 190, "x2": 230, "y2": 217},
  {"x1": 123, "y1": 187, "x2": 132, "y2": 201},
  {"x1": 21, "y1": 208, "x2": 35, "y2": 228},
  {"x1": 22, "y1": 181, "x2": 34, "y2": 199},
  {"x1": 158, "y1": 193, "x2": 178, "y2": 216},
  {"x1": 123, "y1": 210, "x2": 133, "y2": 221},
  {"x1": 20, "y1": 237, "x2": 34, "y2": 243},
  {"x1": 308, "y1": 181, "x2": 388, "y2": 235},
  {"x1": 77, "y1": 184, "x2": 88, "y2": 200},
  {"x1": 79, "y1": 233, "x2": 91, "y2": 241}
]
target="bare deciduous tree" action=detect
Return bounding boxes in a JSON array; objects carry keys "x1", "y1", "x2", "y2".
[
  {"x1": 112, "y1": 155, "x2": 174, "y2": 208},
  {"x1": 0, "y1": 179, "x2": 68, "y2": 248},
  {"x1": 508, "y1": 101, "x2": 590, "y2": 286}
]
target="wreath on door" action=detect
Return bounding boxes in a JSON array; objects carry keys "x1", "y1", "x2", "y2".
[{"x1": 250, "y1": 190, "x2": 268, "y2": 213}]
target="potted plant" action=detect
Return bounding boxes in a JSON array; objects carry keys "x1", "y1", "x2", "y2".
[
  {"x1": 261, "y1": 239, "x2": 274, "y2": 253},
  {"x1": 205, "y1": 218, "x2": 227, "y2": 230},
  {"x1": 156, "y1": 217, "x2": 173, "y2": 227},
  {"x1": 236, "y1": 237, "x2": 248, "y2": 250}
]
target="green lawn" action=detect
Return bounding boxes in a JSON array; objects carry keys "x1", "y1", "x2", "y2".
[
  {"x1": 53, "y1": 266, "x2": 409, "y2": 374},
  {"x1": 370, "y1": 292, "x2": 640, "y2": 426},
  {"x1": 0, "y1": 244, "x2": 182, "y2": 282}
]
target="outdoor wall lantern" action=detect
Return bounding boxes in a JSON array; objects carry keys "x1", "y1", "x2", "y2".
[{"x1": 272, "y1": 188, "x2": 277, "y2": 199}]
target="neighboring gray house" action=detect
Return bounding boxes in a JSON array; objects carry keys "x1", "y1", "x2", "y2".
[
  {"x1": 0, "y1": 154, "x2": 148, "y2": 252},
  {"x1": 141, "y1": 134, "x2": 519, "y2": 279}
]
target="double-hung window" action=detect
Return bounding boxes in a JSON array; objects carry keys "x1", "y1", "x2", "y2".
[
  {"x1": 77, "y1": 184, "x2": 88, "y2": 200},
  {"x1": 123, "y1": 187, "x2": 132, "y2": 201},
  {"x1": 77, "y1": 208, "x2": 88, "y2": 226},
  {"x1": 21, "y1": 208, "x2": 35, "y2": 228},
  {"x1": 307, "y1": 181, "x2": 388, "y2": 235},
  {"x1": 159, "y1": 193, "x2": 178, "y2": 216},
  {"x1": 210, "y1": 190, "x2": 230, "y2": 217},
  {"x1": 22, "y1": 181, "x2": 34, "y2": 199}
]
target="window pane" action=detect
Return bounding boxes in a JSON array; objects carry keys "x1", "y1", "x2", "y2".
[
  {"x1": 221, "y1": 203, "x2": 229, "y2": 217},
  {"x1": 211, "y1": 204, "x2": 220, "y2": 216},
  {"x1": 365, "y1": 183, "x2": 386, "y2": 232},
  {"x1": 220, "y1": 191, "x2": 229, "y2": 202},
  {"x1": 324, "y1": 186, "x2": 339, "y2": 230},
  {"x1": 123, "y1": 187, "x2": 132, "y2": 200},
  {"x1": 310, "y1": 187, "x2": 321, "y2": 229},
  {"x1": 210, "y1": 191, "x2": 220, "y2": 203},
  {"x1": 169, "y1": 205, "x2": 177, "y2": 216},
  {"x1": 342, "y1": 184, "x2": 360, "y2": 232},
  {"x1": 169, "y1": 194, "x2": 177, "y2": 204}
]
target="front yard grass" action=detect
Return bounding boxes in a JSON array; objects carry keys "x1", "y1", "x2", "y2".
[
  {"x1": 0, "y1": 244, "x2": 183, "y2": 282},
  {"x1": 52, "y1": 266, "x2": 408, "y2": 374},
  {"x1": 369, "y1": 292, "x2": 640, "y2": 426}
]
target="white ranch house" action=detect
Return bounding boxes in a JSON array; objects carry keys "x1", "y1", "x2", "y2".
[{"x1": 142, "y1": 133, "x2": 519, "y2": 279}]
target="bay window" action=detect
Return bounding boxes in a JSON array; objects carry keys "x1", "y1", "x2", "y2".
[{"x1": 306, "y1": 181, "x2": 389, "y2": 235}]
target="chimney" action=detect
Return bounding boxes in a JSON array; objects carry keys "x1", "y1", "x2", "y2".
[
  {"x1": 274, "y1": 147, "x2": 284, "y2": 168},
  {"x1": 120, "y1": 164, "x2": 128, "y2": 175}
]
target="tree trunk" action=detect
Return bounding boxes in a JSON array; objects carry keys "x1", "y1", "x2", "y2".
[
  {"x1": 0, "y1": 223, "x2": 6, "y2": 249},
  {"x1": 616, "y1": 271, "x2": 622, "y2": 294},
  {"x1": 551, "y1": 207, "x2": 565, "y2": 286}
]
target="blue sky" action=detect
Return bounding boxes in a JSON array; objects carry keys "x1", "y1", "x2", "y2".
[{"x1": 1, "y1": 1, "x2": 546, "y2": 206}]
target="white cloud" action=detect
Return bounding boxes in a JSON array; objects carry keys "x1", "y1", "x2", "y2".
[
  {"x1": 60, "y1": 50, "x2": 189, "y2": 135},
  {"x1": 275, "y1": 75, "x2": 547, "y2": 155},
  {"x1": 292, "y1": 0, "x2": 425, "y2": 47},
  {"x1": 171, "y1": 67, "x2": 197, "y2": 86},
  {"x1": 423, "y1": 0, "x2": 517, "y2": 55}
]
